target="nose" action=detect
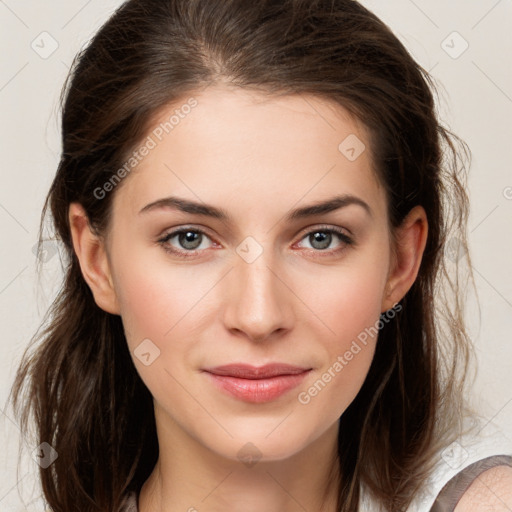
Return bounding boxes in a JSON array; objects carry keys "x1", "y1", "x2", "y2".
[{"x1": 222, "y1": 251, "x2": 295, "y2": 343}]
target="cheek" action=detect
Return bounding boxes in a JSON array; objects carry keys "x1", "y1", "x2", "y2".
[
  {"x1": 114, "y1": 273, "x2": 174, "y2": 345},
  {"x1": 296, "y1": 289, "x2": 382, "y2": 428},
  {"x1": 110, "y1": 248, "x2": 225, "y2": 393},
  {"x1": 295, "y1": 247, "x2": 389, "y2": 347},
  {"x1": 293, "y1": 252, "x2": 389, "y2": 417},
  {"x1": 111, "y1": 262, "x2": 200, "y2": 409},
  {"x1": 111, "y1": 246, "x2": 203, "y2": 342}
]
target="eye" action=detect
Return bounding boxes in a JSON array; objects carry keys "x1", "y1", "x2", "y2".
[
  {"x1": 295, "y1": 226, "x2": 354, "y2": 254},
  {"x1": 158, "y1": 228, "x2": 215, "y2": 257},
  {"x1": 157, "y1": 225, "x2": 354, "y2": 259}
]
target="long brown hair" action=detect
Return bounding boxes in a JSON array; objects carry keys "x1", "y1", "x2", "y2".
[{"x1": 9, "y1": 0, "x2": 474, "y2": 510}]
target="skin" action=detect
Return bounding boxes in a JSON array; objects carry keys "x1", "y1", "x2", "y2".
[{"x1": 69, "y1": 85, "x2": 430, "y2": 511}]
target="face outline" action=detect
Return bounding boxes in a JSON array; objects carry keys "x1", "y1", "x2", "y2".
[{"x1": 69, "y1": 85, "x2": 428, "y2": 467}]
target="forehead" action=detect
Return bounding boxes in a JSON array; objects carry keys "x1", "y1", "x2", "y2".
[{"x1": 113, "y1": 85, "x2": 386, "y2": 220}]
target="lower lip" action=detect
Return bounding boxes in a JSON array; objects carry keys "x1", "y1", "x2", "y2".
[{"x1": 204, "y1": 370, "x2": 311, "y2": 403}]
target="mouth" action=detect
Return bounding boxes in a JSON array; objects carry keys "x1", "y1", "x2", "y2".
[{"x1": 201, "y1": 363, "x2": 312, "y2": 403}]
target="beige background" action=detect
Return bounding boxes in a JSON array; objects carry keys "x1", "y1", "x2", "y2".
[{"x1": 1, "y1": 0, "x2": 511, "y2": 509}]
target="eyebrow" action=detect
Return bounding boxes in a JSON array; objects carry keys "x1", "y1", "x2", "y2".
[{"x1": 138, "y1": 194, "x2": 372, "y2": 221}]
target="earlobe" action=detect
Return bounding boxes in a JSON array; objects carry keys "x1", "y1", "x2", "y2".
[
  {"x1": 381, "y1": 206, "x2": 428, "y2": 312},
  {"x1": 68, "y1": 202, "x2": 120, "y2": 315}
]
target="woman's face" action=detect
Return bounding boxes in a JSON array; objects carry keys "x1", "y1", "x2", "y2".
[{"x1": 87, "y1": 86, "x2": 417, "y2": 462}]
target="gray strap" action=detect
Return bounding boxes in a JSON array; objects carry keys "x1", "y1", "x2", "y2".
[{"x1": 429, "y1": 455, "x2": 512, "y2": 512}]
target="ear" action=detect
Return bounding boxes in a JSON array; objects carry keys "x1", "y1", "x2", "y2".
[
  {"x1": 68, "y1": 202, "x2": 120, "y2": 315},
  {"x1": 381, "y1": 205, "x2": 428, "y2": 312}
]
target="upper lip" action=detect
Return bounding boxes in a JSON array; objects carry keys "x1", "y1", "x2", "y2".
[{"x1": 203, "y1": 363, "x2": 311, "y2": 379}]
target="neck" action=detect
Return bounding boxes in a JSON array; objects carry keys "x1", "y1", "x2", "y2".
[{"x1": 138, "y1": 404, "x2": 341, "y2": 512}]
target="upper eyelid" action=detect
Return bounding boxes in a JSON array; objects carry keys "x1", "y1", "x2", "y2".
[{"x1": 296, "y1": 224, "x2": 352, "y2": 238}]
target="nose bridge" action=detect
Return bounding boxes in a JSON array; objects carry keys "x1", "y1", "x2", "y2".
[{"x1": 223, "y1": 238, "x2": 293, "y2": 341}]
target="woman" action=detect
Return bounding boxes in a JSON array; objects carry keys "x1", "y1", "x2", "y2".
[{"x1": 9, "y1": 0, "x2": 512, "y2": 511}]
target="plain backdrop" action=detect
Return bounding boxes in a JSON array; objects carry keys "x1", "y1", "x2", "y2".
[{"x1": 0, "y1": 0, "x2": 511, "y2": 509}]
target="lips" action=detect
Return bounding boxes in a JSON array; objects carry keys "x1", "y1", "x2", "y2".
[
  {"x1": 202, "y1": 363, "x2": 312, "y2": 403},
  {"x1": 204, "y1": 363, "x2": 310, "y2": 379}
]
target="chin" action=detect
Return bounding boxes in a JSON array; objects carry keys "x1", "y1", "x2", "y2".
[{"x1": 198, "y1": 420, "x2": 324, "y2": 465}]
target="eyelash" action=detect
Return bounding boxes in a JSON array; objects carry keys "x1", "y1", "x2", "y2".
[{"x1": 157, "y1": 225, "x2": 354, "y2": 259}]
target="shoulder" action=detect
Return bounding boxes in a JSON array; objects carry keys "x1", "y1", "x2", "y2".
[{"x1": 454, "y1": 464, "x2": 512, "y2": 511}]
